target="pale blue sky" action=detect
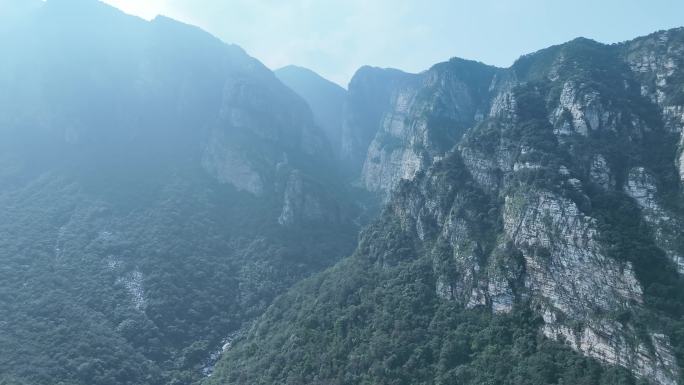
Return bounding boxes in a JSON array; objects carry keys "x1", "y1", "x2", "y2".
[{"x1": 101, "y1": 0, "x2": 684, "y2": 87}]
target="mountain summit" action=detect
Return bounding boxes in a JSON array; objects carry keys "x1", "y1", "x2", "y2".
[{"x1": 275, "y1": 65, "x2": 347, "y2": 161}]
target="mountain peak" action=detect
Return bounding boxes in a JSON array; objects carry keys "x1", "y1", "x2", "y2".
[
  {"x1": 275, "y1": 64, "x2": 347, "y2": 157},
  {"x1": 276, "y1": 65, "x2": 345, "y2": 90},
  {"x1": 277, "y1": 64, "x2": 319, "y2": 76}
]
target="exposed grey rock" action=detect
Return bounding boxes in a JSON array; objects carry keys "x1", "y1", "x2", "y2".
[
  {"x1": 341, "y1": 67, "x2": 415, "y2": 177},
  {"x1": 359, "y1": 59, "x2": 499, "y2": 197},
  {"x1": 624, "y1": 167, "x2": 684, "y2": 274},
  {"x1": 487, "y1": 72, "x2": 518, "y2": 120},
  {"x1": 551, "y1": 81, "x2": 609, "y2": 136},
  {"x1": 590, "y1": 154, "x2": 613, "y2": 189},
  {"x1": 390, "y1": 142, "x2": 680, "y2": 382},
  {"x1": 542, "y1": 320, "x2": 678, "y2": 385},
  {"x1": 460, "y1": 146, "x2": 501, "y2": 192},
  {"x1": 202, "y1": 131, "x2": 265, "y2": 196},
  {"x1": 625, "y1": 28, "x2": 684, "y2": 186},
  {"x1": 278, "y1": 170, "x2": 338, "y2": 226},
  {"x1": 503, "y1": 191, "x2": 643, "y2": 312}
]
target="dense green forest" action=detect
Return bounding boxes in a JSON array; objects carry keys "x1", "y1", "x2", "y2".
[{"x1": 0, "y1": 170, "x2": 361, "y2": 384}]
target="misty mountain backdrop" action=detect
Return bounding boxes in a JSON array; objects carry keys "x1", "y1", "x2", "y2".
[{"x1": 1, "y1": 1, "x2": 684, "y2": 385}]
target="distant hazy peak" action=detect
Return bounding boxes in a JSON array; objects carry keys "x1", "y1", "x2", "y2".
[
  {"x1": 276, "y1": 65, "x2": 346, "y2": 90},
  {"x1": 430, "y1": 56, "x2": 501, "y2": 72},
  {"x1": 276, "y1": 65, "x2": 321, "y2": 77},
  {"x1": 351, "y1": 65, "x2": 413, "y2": 79}
]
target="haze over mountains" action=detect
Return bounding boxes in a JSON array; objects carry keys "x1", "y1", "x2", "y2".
[
  {"x1": 2, "y1": 1, "x2": 684, "y2": 385},
  {"x1": 275, "y1": 66, "x2": 347, "y2": 161},
  {"x1": 1, "y1": 1, "x2": 361, "y2": 383}
]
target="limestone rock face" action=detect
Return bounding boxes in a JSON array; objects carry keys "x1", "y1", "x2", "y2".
[
  {"x1": 278, "y1": 170, "x2": 339, "y2": 226},
  {"x1": 624, "y1": 167, "x2": 684, "y2": 273},
  {"x1": 340, "y1": 67, "x2": 416, "y2": 178},
  {"x1": 359, "y1": 32, "x2": 684, "y2": 384},
  {"x1": 384, "y1": 144, "x2": 679, "y2": 384},
  {"x1": 502, "y1": 191, "x2": 680, "y2": 385},
  {"x1": 551, "y1": 81, "x2": 603, "y2": 136},
  {"x1": 359, "y1": 59, "x2": 498, "y2": 198},
  {"x1": 625, "y1": 28, "x2": 684, "y2": 184},
  {"x1": 202, "y1": 135, "x2": 264, "y2": 196}
]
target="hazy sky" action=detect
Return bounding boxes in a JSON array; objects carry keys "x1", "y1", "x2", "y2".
[{"x1": 100, "y1": 0, "x2": 684, "y2": 87}]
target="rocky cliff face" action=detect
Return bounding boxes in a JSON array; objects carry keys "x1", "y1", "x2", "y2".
[
  {"x1": 342, "y1": 29, "x2": 684, "y2": 203},
  {"x1": 212, "y1": 29, "x2": 684, "y2": 385},
  {"x1": 360, "y1": 59, "x2": 498, "y2": 197},
  {"x1": 446, "y1": 34, "x2": 684, "y2": 383},
  {"x1": 339, "y1": 67, "x2": 417, "y2": 179}
]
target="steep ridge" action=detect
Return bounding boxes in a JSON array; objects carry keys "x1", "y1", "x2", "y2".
[
  {"x1": 0, "y1": 1, "x2": 360, "y2": 384},
  {"x1": 275, "y1": 65, "x2": 347, "y2": 159},
  {"x1": 358, "y1": 59, "x2": 499, "y2": 197},
  {"x1": 340, "y1": 66, "x2": 417, "y2": 179},
  {"x1": 209, "y1": 29, "x2": 684, "y2": 385}
]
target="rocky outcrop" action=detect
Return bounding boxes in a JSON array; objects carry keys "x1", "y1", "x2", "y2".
[
  {"x1": 503, "y1": 190, "x2": 643, "y2": 312},
  {"x1": 359, "y1": 59, "x2": 499, "y2": 197},
  {"x1": 590, "y1": 154, "x2": 613, "y2": 189},
  {"x1": 202, "y1": 133, "x2": 265, "y2": 195},
  {"x1": 542, "y1": 322, "x2": 678, "y2": 385},
  {"x1": 340, "y1": 67, "x2": 416, "y2": 178},
  {"x1": 625, "y1": 28, "x2": 684, "y2": 185},
  {"x1": 277, "y1": 170, "x2": 339, "y2": 226},
  {"x1": 551, "y1": 81, "x2": 604, "y2": 136},
  {"x1": 624, "y1": 167, "x2": 684, "y2": 273},
  {"x1": 501, "y1": 190, "x2": 680, "y2": 384}
]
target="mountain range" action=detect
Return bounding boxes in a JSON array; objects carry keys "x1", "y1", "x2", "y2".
[{"x1": 1, "y1": 1, "x2": 684, "y2": 385}]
